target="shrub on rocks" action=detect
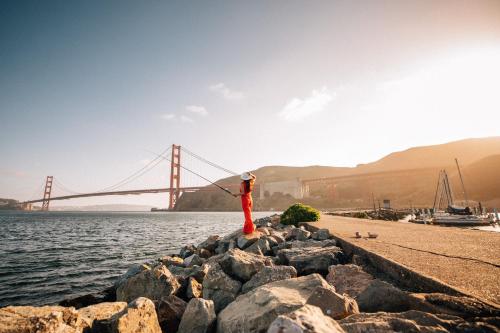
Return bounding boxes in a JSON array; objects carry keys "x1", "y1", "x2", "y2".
[
  {"x1": 281, "y1": 203, "x2": 320, "y2": 227},
  {"x1": 109, "y1": 297, "x2": 161, "y2": 333},
  {"x1": 267, "y1": 304, "x2": 345, "y2": 333},
  {"x1": 339, "y1": 310, "x2": 499, "y2": 333},
  {"x1": 177, "y1": 298, "x2": 216, "y2": 333},
  {"x1": 116, "y1": 265, "x2": 180, "y2": 303},
  {"x1": 277, "y1": 246, "x2": 344, "y2": 275},
  {"x1": 219, "y1": 248, "x2": 271, "y2": 282},
  {"x1": 154, "y1": 295, "x2": 187, "y2": 333},
  {"x1": 201, "y1": 262, "x2": 242, "y2": 313},
  {"x1": 306, "y1": 286, "x2": 359, "y2": 320},
  {"x1": 217, "y1": 274, "x2": 331, "y2": 333},
  {"x1": 242, "y1": 265, "x2": 297, "y2": 293}
]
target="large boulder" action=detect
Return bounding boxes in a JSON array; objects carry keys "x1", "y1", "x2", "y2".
[
  {"x1": 179, "y1": 244, "x2": 196, "y2": 258},
  {"x1": 201, "y1": 262, "x2": 242, "y2": 313},
  {"x1": 339, "y1": 310, "x2": 499, "y2": 333},
  {"x1": 114, "y1": 264, "x2": 150, "y2": 290},
  {"x1": 311, "y1": 228, "x2": 331, "y2": 241},
  {"x1": 355, "y1": 279, "x2": 418, "y2": 313},
  {"x1": 0, "y1": 305, "x2": 82, "y2": 333},
  {"x1": 326, "y1": 264, "x2": 374, "y2": 298},
  {"x1": 272, "y1": 239, "x2": 336, "y2": 256},
  {"x1": 217, "y1": 274, "x2": 331, "y2": 333},
  {"x1": 244, "y1": 238, "x2": 272, "y2": 256},
  {"x1": 237, "y1": 232, "x2": 262, "y2": 249},
  {"x1": 277, "y1": 246, "x2": 344, "y2": 275},
  {"x1": 78, "y1": 302, "x2": 127, "y2": 331},
  {"x1": 198, "y1": 235, "x2": 220, "y2": 253},
  {"x1": 242, "y1": 266, "x2": 297, "y2": 293},
  {"x1": 285, "y1": 228, "x2": 311, "y2": 241},
  {"x1": 108, "y1": 297, "x2": 161, "y2": 333},
  {"x1": 154, "y1": 295, "x2": 187, "y2": 333},
  {"x1": 184, "y1": 254, "x2": 205, "y2": 267},
  {"x1": 177, "y1": 298, "x2": 216, "y2": 333},
  {"x1": 159, "y1": 255, "x2": 184, "y2": 267},
  {"x1": 219, "y1": 249, "x2": 271, "y2": 282},
  {"x1": 306, "y1": 286, "x2": 359, "y2": 320},
  {"x1": 267, "y1": 304, "x2": 345, "y2": 333},
  {"x1": 116, "y1": 265, "x2": 180, "y2": 303}
]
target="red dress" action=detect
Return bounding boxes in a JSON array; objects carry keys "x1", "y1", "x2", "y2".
[{"x1": 240, "y1": 182, "x2": 255, "y2": 234}]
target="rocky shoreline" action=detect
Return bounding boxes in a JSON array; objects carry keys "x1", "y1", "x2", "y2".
[{"x1": 1, "y1": 214, "x2": 499, "y2": 333}]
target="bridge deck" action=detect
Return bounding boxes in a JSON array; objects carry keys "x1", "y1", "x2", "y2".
[{"x1": 308, "y1": 214, "x2": 500, "y2": 306}]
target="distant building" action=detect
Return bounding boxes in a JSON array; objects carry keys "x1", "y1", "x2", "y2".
[
  {"x1": 383, "y1": 199, "x2": 391, "y2": 209},
  {"x1": 259, "y1": 179, "x2": 305, "y2": 199}
]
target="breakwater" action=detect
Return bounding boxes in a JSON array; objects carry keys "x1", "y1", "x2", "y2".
[{"x1": 1, "y1": 213, "x2": 499, "y2": 333}]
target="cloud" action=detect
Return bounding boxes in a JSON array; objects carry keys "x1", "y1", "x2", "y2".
[
  {"x1": 185, "y1": 105, "x2": 208, "y2": 116},
  {"x1": 209, "y1": 83, "x2": 245, "y2": 100},
  {"x1": 161, "y1": 113, "x2": 176, "y2": 120},
  {"x1": 180, "y1": 115, "x2": 194, "y2": 123},
  {"x1": 279, "y1": 87, "x2": 334, "y2": 122}
]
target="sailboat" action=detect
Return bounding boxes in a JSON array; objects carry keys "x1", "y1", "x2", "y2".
[{"x1": 431, "y1": 159, "x2": 491, "y2": 226}]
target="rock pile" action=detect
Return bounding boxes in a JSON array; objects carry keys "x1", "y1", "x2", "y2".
[{"x1": 1, "y1": 214, "x2": 498, "y2": 333}]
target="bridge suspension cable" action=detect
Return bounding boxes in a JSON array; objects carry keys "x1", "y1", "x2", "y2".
[
  {"x1": 182, "y1": 147, "x2": 238, "y2": 176},
  {"x1": 95, "y1": 146, "x2": 172, "y2": 192},
  {"x1": 52, "y1": 178, "x2": 84, "y2": 195}
]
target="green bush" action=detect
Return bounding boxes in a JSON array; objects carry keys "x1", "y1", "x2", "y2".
[{"x1": 280, "y1": 203, "x2": 320, "y2": 227}]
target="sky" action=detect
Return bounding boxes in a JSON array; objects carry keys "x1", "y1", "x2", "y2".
[{"x1": 1, "y1": 0, "x2": 500, "y2": 207}]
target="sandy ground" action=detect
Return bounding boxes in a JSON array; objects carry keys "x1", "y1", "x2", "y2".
[{"x1": 309, "y1": 214, "x2": 500, "y2": 305}]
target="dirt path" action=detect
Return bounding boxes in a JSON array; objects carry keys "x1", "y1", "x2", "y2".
[{"x1": 309, "y1": 214, "x2": 500, "y2": 305}]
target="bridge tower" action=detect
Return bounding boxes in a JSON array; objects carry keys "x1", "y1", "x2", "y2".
[
  {"x1": 41, "y1": 176, "x2": 53, "y2": 211},
  {"x1": 169, "y1": 145, "x2": 181, "y2": 210}
]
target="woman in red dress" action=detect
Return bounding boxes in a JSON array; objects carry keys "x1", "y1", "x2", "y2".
[{"x1": 234, "y1": 172, "x2": 256, "y2": 234}]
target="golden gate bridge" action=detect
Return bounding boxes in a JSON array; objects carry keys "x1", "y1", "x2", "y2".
[{"x1": 22, "y1": 144, "x2": 243, "y2": 211}]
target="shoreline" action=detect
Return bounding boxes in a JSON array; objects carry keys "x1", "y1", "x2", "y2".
[{"x1": 1, "y1": 213, "x2": 499, "y2": 333}]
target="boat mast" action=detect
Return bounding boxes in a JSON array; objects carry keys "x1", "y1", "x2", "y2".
[{"x1": 455, "y1": 158, "x2": 469, "y2": 207}]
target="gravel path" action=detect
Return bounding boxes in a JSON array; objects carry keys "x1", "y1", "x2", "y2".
[{"x1": 310, "y1": 214, "x2": 500, "y2": 305}]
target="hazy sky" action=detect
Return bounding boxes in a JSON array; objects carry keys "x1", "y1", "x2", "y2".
[{"x1": 1, "y1": 0, "x2": 500, "y2": 207}]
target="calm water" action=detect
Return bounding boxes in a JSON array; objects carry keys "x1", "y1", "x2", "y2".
[{"x1": 0, "y1": 211, "x2": 274, "y2": 307}]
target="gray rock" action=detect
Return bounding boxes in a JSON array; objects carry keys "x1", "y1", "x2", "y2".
[
  {"x1": 242, "y1": 266, "x2": 297, "y2": 293},
  {"x1": 311, "y1": 228, "x2": 330, "y2": 241},
  {"x1": 187, "y1": 277, "x2": 203, "y2": 299},
  {"x1": 267, "y1": 304, "x2": 345, "y2": 333},
  {"x1": 198, "y1": 235, "x2": 220, "y2": 252},
  {"x1": 219, "y1": 248, "x2": 271, "y2": 282},
  {"x1": 109, "y1": 297, "x2": 162, "y2": 333},
  {"x1": 339, "y1": 310, "x2": 499, "y2": 333},
  {"x1": 355, "y1": 279, "x2": 416, "y2": 313},
  {"x1": 306, "y1": 286, "x2": 359, "y2": 320},
  {"x1": 277, "y1": 246, "x2": 344, "y2": 275},
  {"x1": 201, "y1": 262, "x2": 241, "y2": 313},
  {"x1": 184, "y1": 254, "x2": 204, "y2": 267},
  {"x1": 116, "y1": 265, "x2": 180, "y2": 303},
  {"x1": 408, "y1": 293, "x2": 500, "y2": 318},
  {"x1": 244, "y1": 238, "x2": 272, "y2": 256},
  {"x1": 257, "y1": 227, "x2": 271, "y2": 235},
  {"x1": 273, "y1": 239, "x2": 337, "y2": 256},
  {"x1": 154, "y1": 295, "x2": 186, "y2": 333},
  {"x1": 177, "y1": 298, "x2": 216, "y2": 333},
  {"x1": 237, "y1": 232, "x2": 261, "y2": 249},
  {"x1": 180, "y1": 244, "x2": 196, "y2": 259},
  {"x1": 198, "y1": 248, "x2": 213, "y2": 259},
  {"x1": 286, "y1": 228, "x2": 311, "y2": 241},
  {"x1": 217, "y1": 274, "x2": 331, "y2": 333},
  {"x1": 325, "y1": 264, "x2": 374, "y2": 298}
]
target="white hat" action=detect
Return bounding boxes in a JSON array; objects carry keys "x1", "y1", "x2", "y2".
[{"x1": 241, "y1": 172, "x2": 255, "y2": 181}]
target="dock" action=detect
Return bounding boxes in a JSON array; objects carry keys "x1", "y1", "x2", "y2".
[{"x1": 306, "y1": 214, "x2": 500, "y2": 307}]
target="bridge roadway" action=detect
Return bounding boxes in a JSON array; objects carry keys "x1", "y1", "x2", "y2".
[{"x1": 22, "y1": 185, "x2": 241, "y2": 204}]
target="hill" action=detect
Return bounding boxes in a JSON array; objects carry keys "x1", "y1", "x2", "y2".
[{"x1": 175, "y1": 137, "x2": 500, "y2": 211}]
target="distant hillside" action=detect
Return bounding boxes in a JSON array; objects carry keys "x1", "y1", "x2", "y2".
[{"x1": 175, "y1": 137, "x2": 500, "y2": 211}]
